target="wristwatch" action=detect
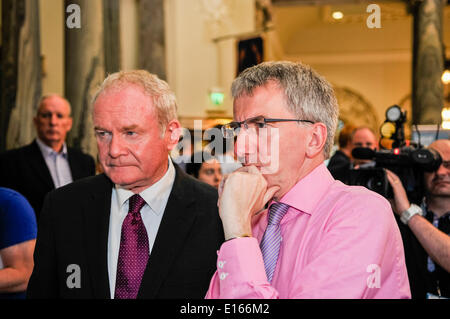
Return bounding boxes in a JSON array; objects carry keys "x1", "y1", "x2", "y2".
[{"x1": 400, "y1": 204, "x2": 423, "y2": 225}]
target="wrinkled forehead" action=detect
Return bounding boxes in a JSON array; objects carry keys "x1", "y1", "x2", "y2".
[
  {"x1": 94, "y1": 84, "x2": 153, "y2": 110},
  {"x1": 39, "y1": 96, "x2": 71, "y2": 115},
  {"x1": 232, "y1": 81, "x2": 290, "y2": 120},
  {"x1": 353, "y1": 128, "x2": 376, "y2": 142}
]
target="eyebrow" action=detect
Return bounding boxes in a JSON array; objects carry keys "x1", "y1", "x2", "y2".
[
  {"x1": 38, "y1": 111, "x2": 67, "y2": 116},
  {"x1": 94, "y1": 125, "x2": 140, "y2": 131},
  {"x1": 121, "y1": 125, "x2": 139, "y2": 131},
  {"x1": 233, "y1": 115, "x2": 266, "y2": 122}
]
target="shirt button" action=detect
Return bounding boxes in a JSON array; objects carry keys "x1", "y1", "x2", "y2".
[{"x1": 219, "y1": 272, "x2": 229, "y2": 280}]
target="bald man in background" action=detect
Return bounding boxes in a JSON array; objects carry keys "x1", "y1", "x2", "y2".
[
  {"x1": 351, "y1": 126, "x2": 379, "y2": 167},
  {"x1": 0, "y1": 95, "x2": 95, "y2": 219}
]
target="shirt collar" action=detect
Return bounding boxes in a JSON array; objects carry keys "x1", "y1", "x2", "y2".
[
  {"x1": 277, "y1": 163, "x2": 335, "y2": 216},
  {"x1": 421, "y1": 199, "x2": 450, "y2": 221},
  {"x1": 115, "y1": 157, "x2": 176, "y2": 215},
  {"x1": 36, "y1": 137, "x2": 68, "y2": 157}
]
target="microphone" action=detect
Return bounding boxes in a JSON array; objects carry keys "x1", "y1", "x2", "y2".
[{"x1": 352, "y1": 147, "x2": 376, "y2": 160}]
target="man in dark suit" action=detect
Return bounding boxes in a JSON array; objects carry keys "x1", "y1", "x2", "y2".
[
  {"x1": 27, "y1": 70, "x2": 224, "y2": 299},
  {"x1": 0, "y1": 95, "x2": 95, "y2": 219},
  {"x1": 327, "y1": 123, "x2": 356, "y2": 184}
]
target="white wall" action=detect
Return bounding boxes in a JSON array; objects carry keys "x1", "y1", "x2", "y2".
[
  {"x1": 120, "y1": 0, "x2": 138, "y2": 71},
  {"x1": 37, "y1": 0, "x2": 449, "y2": 130},
  {"x1": 165, "y1": 0, "x2": 255, "y2": 123},
  {"x1": 302, "y1": 57, "x2": 411, "y2": 126},
  {"x1": 39, "y1": 0, "x2": 64, "y2": 96}
]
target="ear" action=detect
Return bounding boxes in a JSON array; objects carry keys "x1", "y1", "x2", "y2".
[
  {"x1": 66, "y1": 117, "x2": 73, "y2": 132},
  {"x1": 305, "y1": 123, "x2": 327, "y2": 159},
  {"x1": 164, "y1": 119, "x2": 182, "y2": 151}
]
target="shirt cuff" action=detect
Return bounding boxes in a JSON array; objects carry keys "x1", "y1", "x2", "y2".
[{"x1": 216, "y1": 237, "x2": 268, "y2": 287}]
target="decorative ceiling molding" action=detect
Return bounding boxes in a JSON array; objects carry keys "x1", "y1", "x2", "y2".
[
  {"x1": 285, "y1": 49, "x2": 411, "y2": 64},
  {"x1": 321, "y1": 3, "x2": 410, "y2": 24},
  {"x1": 272, "y1": 0, "x2": 404, "y2": 6},
  {"x1": 333, "y1": 86, "x2": 379, "y2": 132}
]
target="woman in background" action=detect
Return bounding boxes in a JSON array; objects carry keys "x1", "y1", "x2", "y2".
[{"x1": 185, "y1": 153, "x2": 222, "y2": 189}]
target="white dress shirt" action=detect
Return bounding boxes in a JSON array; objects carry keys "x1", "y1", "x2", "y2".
[
  {"x1": 107, "y1": 158, "x2": 176, "y2": 298},
  {"x1": 36, "y1": 138, "x2": 73, "y2": 188}
]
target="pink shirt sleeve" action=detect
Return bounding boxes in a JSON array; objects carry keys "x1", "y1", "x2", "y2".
[{"x1": 205, "y1": 237, "x2": 278, "y2": 299}]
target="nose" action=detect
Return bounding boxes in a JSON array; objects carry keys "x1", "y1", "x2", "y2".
[
  {"x1": 215, "y1": 170, "x2": 222, "y2": 182},
  {"x1": 436, "y1": 162, "x2": 449, "y2": 176},
  {"x1": 235, "y1": 129, "x2": 258, "y2": 163},
  {"x1": 108, "y1": 134, "x2": 128, "y2": 158},
  {"x1": 49, "y1": 113, "x2": 58, "y2": 126}
]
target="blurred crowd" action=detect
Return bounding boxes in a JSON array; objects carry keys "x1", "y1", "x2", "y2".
[{"x1": 0, "y1": 62, "x2": 448, "y2": 300}]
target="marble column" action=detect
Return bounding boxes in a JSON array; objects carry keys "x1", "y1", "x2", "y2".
[
  {"x1": 138, "y1": 0, "x2": 166, "y2": 80},
  {"x1": 103, "y1": 0, "x2": 121, "y2": 75},
  {"x1": 65, "y1": 0, "x2": 105, "y2": 158},
  {"x1": 1, "y1": 0, "x2": 42, "y2": 151},
  {"x1": 412, "y1": 0, "x2": 445, "y2": 125}
]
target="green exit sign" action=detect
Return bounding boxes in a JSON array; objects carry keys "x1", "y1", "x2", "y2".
[{"x1": 210, "y1": 91, "x2": 224, "y2": 106}]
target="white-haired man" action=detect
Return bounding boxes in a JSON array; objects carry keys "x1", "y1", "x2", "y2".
[{"x1": 27, "y1": 70, "x2": 224, "y2": 299}]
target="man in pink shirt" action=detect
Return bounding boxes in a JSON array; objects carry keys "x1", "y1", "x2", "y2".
[{"x1": 205, "y1": 61, "x2": 411, "y2": 299}]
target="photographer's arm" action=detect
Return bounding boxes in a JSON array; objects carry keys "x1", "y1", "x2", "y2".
[
  {"x1": 408, "y1": 215, "x2": 450, "y2": 273},
  {"x1": 386, "y1": 170, "x2": 450, "y2": 273}
]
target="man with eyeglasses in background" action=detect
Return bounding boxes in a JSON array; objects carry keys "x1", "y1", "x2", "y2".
[
  {"x1": 205, "y1": 61, "x2": 411, "y2": 299},
  {"x1": 0, "y1": 94, "x2": 95, "y2": 219}
]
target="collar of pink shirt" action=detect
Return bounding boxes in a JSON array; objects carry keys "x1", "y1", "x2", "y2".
[{"x1": 253, "y1": 163, "x2": 334, "y2": 232}]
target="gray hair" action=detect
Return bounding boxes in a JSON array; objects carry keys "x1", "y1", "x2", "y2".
[
  {"x1": 92, "y1": 70, "x2": 178, "y2": 133},
  {"x1": 231, "y1": 61, "x2": 339, "y2": 158},
  {"x1": 37, "y1": 94, "x2": 72, "y2": 115}
]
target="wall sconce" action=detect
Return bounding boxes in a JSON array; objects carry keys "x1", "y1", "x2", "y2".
[
  {"x1": 442, "y1": 59, "x2": 450, "y2": 84},
  {"x1": 332, "y1": 11, "x2": 344, "y2": 20},
  {"x1": 442, "y1": 107, "x2": 450, "y2": 130}
]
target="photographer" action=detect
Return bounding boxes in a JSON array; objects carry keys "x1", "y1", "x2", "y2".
[
  {"x1": 386, "y1": 139, "x2": 450, "y2": 299},
  {"x1": 327, "y1": 123, "x2": 356, "y2": 183},
  {"x1": 352, "y1": 126, "x2": 379, "y2": 167}
]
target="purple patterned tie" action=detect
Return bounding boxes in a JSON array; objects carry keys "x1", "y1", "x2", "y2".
[
  {"x1": 114, "y1": 194, "x2": 149, "y2": 299},
  {"x1": 260, "y1": 202, "x2": 290, "y2": 283}
]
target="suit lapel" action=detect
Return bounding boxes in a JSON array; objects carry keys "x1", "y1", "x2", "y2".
[
  {"x1": 83, "y1": 174, "x2": 113, "y2": 299},
  {"x1": 138, "y1": 166, "x2": 197, "y2": 298},
  {"x1": 27, "y1": 140, "x2": 55, "y2": 189},
  {"x1": 67, "y1": 148, "x2": 81, "y2": 180}
]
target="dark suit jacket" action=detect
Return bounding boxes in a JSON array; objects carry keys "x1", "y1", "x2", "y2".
[
  {"x1": 27, "y1": 164, "x2": 224, "y2": 299},
  {"x1": 0, "y1": 140, "x2": 95, "y2": 219}
]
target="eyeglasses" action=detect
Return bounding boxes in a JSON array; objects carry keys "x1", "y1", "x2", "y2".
[{"x1": 221, "y1": 115, "x2": 314, "y2": 138}]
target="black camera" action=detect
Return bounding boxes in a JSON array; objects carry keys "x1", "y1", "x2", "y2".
[
  {"x1": 349, "y1": 146, "x2": 442, "y2": 202},
  {"x1": 348, "y1": 105, "x2": 442, "y2": 203}
]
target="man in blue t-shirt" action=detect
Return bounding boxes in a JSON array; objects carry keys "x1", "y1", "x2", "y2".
[{"x1": 0, "y1": 187, "x2": 37, "y2": 299}]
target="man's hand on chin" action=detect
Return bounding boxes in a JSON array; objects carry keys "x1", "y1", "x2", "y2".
[{"x1": 218, "y1": 165, "x2": 279, "y2": 240}]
